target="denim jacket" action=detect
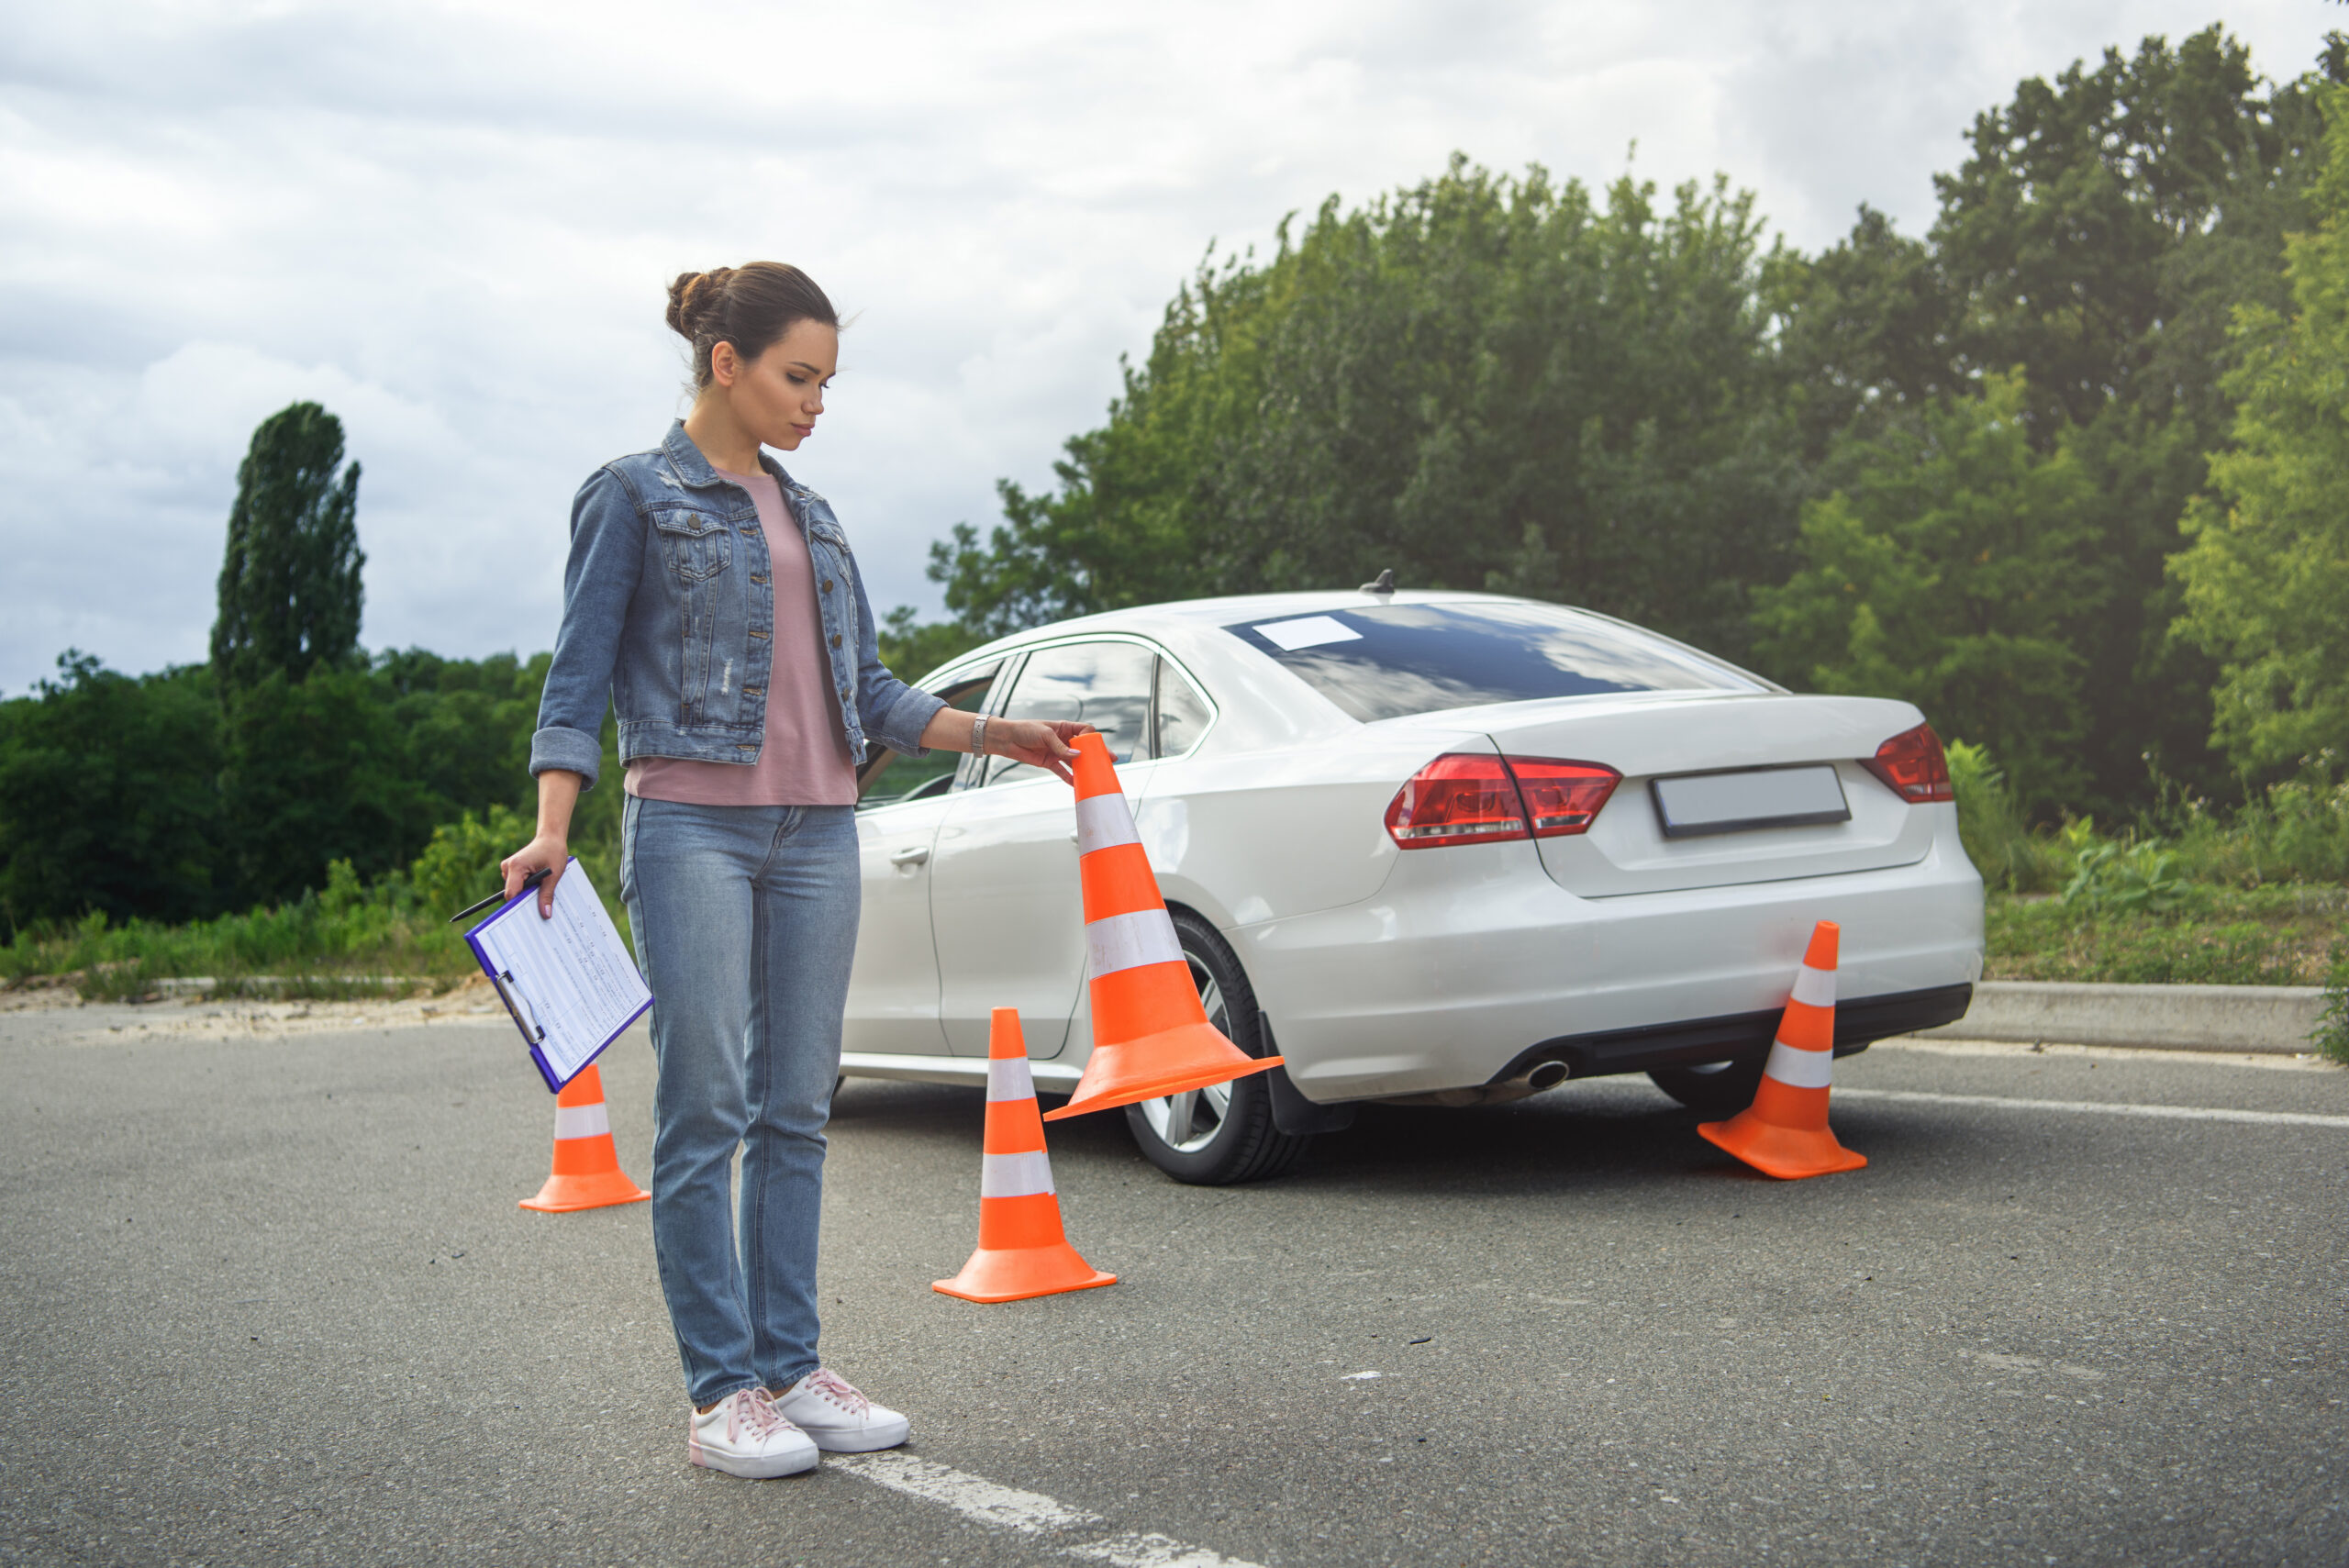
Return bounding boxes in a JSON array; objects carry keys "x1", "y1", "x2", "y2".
[{"x1": 529, "y1": 421, "x2": 946, "y2": 788}]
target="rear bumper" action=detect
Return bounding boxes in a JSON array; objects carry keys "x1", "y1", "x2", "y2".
[
  {"x1": 1497, "y1": 983, "x2": 1974, "y2": 1084},
  {"x1": 1233, "y1": 828, "x2": 1984, "y2": 1102}
]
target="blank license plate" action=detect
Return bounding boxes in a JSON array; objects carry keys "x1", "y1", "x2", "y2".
[{"x1": 1651, "y1": 765, "x2": 1850, "y2": 840}]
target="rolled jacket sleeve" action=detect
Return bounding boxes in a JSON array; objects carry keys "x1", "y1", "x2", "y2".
[
  {"x1": 847, "y1": 562, "x2": 947, "y2": 756},
  {"x1": 529, "y1": 468, "x2": 644, "y2": 789}
]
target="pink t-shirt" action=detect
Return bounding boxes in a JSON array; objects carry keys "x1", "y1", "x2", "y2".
[{"x1": 625, "y1": 465, "x2": 861, "y2": 806}]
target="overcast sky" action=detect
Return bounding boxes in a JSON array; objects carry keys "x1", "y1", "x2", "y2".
[{"x1": 1, "y1": 1, "x2": 2336, "y2": 695}]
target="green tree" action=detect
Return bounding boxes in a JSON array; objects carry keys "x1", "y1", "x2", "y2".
[
  {"x1": 0, "y1": 654, "x2": 225, "y2": 936},
  {"x1": 374, "y1": 648, "x2": 548, "y2": 821},
  {"x1": 1910, "y1": 27, "x2": 2344, "y2": 806},
  {"x1": 875, "y1": 606, "x2": 987, "y2": 684},
  {"x1": 217, "y1": 665, "x2": 438, "y2": 906},
  {"x1": 1765, "y1": 204, "x2": 1961, "y2": 463},
  {"x1": 2173, "y1": 85, "x2": 2349, "y2": 775},
  {"x1": 211, "y1": 401, "x2": 365, "y2": 690},
  {"x1": 934, "y1": 158, "x2": 1805, "y2": 660},
  {"x1": 1751, "y1": 375, "x2": 2098, "y2": 814}
]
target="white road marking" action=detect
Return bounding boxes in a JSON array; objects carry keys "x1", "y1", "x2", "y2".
[
  {"x1": 1067, "y1": 1532, "x2": 1264, "y2": 1567},
  {"x1": 830, "y1": 1452, "x2": 1097, "y2": 1532},
  {"x1": 1835, "y1": 1087, "x2": 2349, "y2": 1129},
  {"x1": 1961, "y1": 1350, "x2": 2103, "y2": 1380},
  {"x1": 829, "y1": 1453, "x2": 1267, "y2": 1568}
]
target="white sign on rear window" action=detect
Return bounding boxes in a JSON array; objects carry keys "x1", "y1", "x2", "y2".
[{"x1": 1253, "y1": 616, "x2": 1364, "y2": 651}]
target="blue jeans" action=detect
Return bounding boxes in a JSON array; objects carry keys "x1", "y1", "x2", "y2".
[{"x1": 619, "y1": 795, "x2": 861, "y2": 1407}]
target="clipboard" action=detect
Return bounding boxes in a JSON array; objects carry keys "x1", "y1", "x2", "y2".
[{"x1": 462, "y1": 857, "x2": 652, "y2": 1092}]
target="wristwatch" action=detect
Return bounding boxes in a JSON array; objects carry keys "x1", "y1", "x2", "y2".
[{"x1": 972, "y1": 714, "x2": 989, "y2": 757}]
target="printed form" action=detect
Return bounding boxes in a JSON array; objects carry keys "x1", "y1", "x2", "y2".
[{"x1": 467, "y1": 859, "x2": 651, "y2": 1089}]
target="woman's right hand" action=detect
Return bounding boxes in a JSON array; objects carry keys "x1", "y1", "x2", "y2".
[
  {"x1": 500, "y1": 833, "x2": 570, "y2": 919},
  {"x1": 989, "y1": 718, "x2": 1090, "y2": 784}
]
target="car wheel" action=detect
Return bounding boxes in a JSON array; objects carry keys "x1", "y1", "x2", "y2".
[
  {"x1": 1123, "y1": 910, "x2": 1309, "y2": 1185},
  {"x1": 1648, "y1": 1057, "x2": 1768, "y2": 1118}
]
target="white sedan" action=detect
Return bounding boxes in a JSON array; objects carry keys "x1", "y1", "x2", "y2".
[{"x1": 841, "y1": 586, "x2": 1984, "y2": 1183}]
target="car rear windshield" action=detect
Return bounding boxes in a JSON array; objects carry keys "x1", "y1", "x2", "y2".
[{"x1": 1224, "y1": 602, "x2": 1767, "y2": 723}]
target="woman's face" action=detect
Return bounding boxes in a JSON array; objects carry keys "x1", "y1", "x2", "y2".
[{"x1": 711, "y1": 318, "x2": 838, "y2": 451}]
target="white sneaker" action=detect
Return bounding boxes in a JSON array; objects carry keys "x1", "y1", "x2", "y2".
[
  {"x1": 687, "y1": 1388, "x2": 819, "y2": 1478},
  {"x1": 771, "y1": 1369, "x2": 911, "y2": 1452}
]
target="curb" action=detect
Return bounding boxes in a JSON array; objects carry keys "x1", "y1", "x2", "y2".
[{"x1": 1917, "y1": 981, "x2": 2328, "y2": 1055}]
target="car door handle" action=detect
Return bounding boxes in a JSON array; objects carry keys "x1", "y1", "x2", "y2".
[{"x1": 889, "y1": 845, "x2": 931, "y2": 866}]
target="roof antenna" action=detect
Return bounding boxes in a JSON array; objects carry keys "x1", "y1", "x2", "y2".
[{"x1": 1360, "y1": 568, "x2": 1396, "y2": 597}]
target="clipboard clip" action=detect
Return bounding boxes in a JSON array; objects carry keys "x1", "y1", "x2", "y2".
[
  {"x1": 493, "y1": 969, "x2": 547, "y2": 1043},
  {"x1": 450, "y1": 867, "x2": 551, "y2": 926}
]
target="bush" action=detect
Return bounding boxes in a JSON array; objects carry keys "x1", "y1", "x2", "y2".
[
  {"x1": 2317, "y1": 956, "x2": 2349, "y2": 1064},
  {"x1": 2163, "y1": 759, "x2": 2349, "y2": 887},
  {"x1": 1947, "y1": 739, "x2": 2065, "y2": 893},
  {"x1": 1953, "y1": 740, "x2": 2349, "y2": 895},
  {"x1": 0, "y1": 801, "x2": 631, "y2": 1000},
  {"x1": 2058, "y1": 820, "x2": 2187, "y2": 915}
]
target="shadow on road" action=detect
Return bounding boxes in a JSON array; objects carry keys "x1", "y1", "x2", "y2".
[{"x1": 827, "y1": 1073, "x2": 1997, "y2": 1200}]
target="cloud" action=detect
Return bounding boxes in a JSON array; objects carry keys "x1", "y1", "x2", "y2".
[{"x1": 0, "y1": 0, "x2": 2334, "y2": 693}]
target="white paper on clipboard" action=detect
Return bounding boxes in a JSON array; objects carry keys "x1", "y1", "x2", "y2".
[{"x1": 466, "y1": 859, "x2": 651, "y2": 1087}]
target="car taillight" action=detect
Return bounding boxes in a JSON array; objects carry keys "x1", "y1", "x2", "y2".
[
  {"x1": 1385, "y1": 753, "x2": 1620, "y2": 849},
  {"x1": 1505, "y1": 757, "x2": 1621, "y2": 837},
  {"x1": 1862, "y1": 722, "x2": 1954, "y2": 803},
  {"x1": 1386, "y1": 754, "x2": 1528, "y2": 847}
]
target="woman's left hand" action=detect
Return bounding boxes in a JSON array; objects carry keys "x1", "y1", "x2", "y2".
[{"x1": 989, "y1": 718, "x2": 1090, "y2": 784}]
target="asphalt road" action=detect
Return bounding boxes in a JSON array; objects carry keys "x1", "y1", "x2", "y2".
[{"x1": 4, "y1": 999, "x2": 2344, "y2": 1567}]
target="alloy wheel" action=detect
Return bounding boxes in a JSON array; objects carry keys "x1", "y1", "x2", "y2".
[{"x1": 1133, "y1": 961, "x2": 1233, "y2": 1153}]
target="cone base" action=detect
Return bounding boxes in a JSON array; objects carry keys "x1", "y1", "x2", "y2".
[
  {"x1": 933, "y1": 1241, "x2": 1117, "y2": 1303},
  {"x1": 1042, "y1": 1022, "x2": 1283, "y2": 1121},
  {"x1": 519, "y1": 1170, "x2": 652, "y2": 1212},
  {"x1": 1697, "y1": 1113, "x2": 1866, "y2": 1181}
]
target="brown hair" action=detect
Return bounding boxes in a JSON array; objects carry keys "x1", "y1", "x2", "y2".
[{"x1": 665, "y1": 263, "x2": 841, "y2": 389}]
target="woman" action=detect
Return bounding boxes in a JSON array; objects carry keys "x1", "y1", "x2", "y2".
[{"x1": 503, "y1": 262, "x2": 1085, "y2": 1479}]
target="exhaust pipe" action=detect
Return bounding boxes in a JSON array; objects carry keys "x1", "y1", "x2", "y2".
[{"x1": 1382, "y1": 1057, "x2": 1572, "y2": 1107}]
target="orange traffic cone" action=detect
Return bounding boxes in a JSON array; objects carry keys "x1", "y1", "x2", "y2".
[
  {"x1": 935, "y1": 1008, "x2": 1117, "y2": 1302},
  {"x1": 1041, "y1": 732, "x2": 1280, "y2": 1122},
  {"x1": 518, "y1": 1062, "x2": 651, "y2": 1212},
  {"x1": 1698, "y1": 921, "x2": 1866, "y2": 1179}
]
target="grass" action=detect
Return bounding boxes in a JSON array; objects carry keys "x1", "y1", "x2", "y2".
[
  {"x1": 0, "y1": 804, "x2": 629, "y2": 1003},
  {"x1": 1983, "y1": 884, "x2": 2345, "y2": 987},
  {"x1": 1954, "y1": 740, "x2": 2347, "y2": 1055}
]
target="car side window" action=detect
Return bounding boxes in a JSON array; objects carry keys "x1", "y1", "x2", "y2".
[
  {"x1": 1152, "y1": 658, "x2": 1212, "y2": 758},
  {"x1": 982, "y1": 640, "x2": 1155, "y2": 784},
  {"x1": 856, "y1": 662, "x2": 1001, "y2": 809}
]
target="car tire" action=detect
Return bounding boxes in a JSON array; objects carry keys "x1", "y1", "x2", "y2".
[
  {"x1": 1647, "y1": 1057, "x2": 1769, "y2": 1118},
  {"x1": 1122, "y1": 910, "x2": 1310, "y2": 1185}
]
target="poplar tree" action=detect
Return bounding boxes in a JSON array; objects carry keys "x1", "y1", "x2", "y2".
[{"x1": 210, "y1": 401, "x2": 365, "y2": 690}]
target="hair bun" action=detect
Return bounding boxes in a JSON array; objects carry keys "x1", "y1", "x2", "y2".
[{"x1": 665, "y1": 267, "x2": 736, "y2": 339}]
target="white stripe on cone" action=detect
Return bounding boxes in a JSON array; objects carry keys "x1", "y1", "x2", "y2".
[
  {"x1": 980, "y1": 1150, "x2": 1056, "y2": 1198},
  {"x1": 1074, "y1": 794, "x2": 1141, "y2": 857},
  {"x1": 1790, "y1": 964, "x2": 1836, "y2": 1009},
  {"x1": 986, "y1": 1056, "x2": 1038, "y2": 1103},
  {"x1": 554, "y1": 1103, "x2": 611, "y2": 1140},
  {"x1": 1085, "y1": 907, "x2": 1184, "y2": 977},
  {"x1": 1764, "y1": 1039, "x2": 1836, "y2": 1090}
]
